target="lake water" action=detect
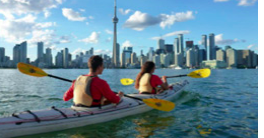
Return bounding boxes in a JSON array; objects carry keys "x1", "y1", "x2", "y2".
[{"x1": 0, "y1": 69, "x2": 258, "y2": 138}]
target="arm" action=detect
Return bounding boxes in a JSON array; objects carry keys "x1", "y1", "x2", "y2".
[
  {"x1": 101, "y1": 81, "x2": 121, "y2": 103},
  {"x1": 160, "y1": 76, "x2": 169, "y2": 90},
  {"x1": 63, "y1": 80, "x2": 75, "y2": 101}
]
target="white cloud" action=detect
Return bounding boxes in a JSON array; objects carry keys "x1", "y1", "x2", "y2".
[
  {"x1": 0, "y1": 0, "x2": 62, "y2": 18},
  {"x1": 160, "y1": 11, "x2": 195, "y2": 29},
  {"x1": 94, "y1": 49, "x2": 112, "y2": 55},
  {"x1": 123, "y1": 11, "x2": 161, "y2": 31},
  {"x1": 44, "y1": 10, "x2": 51, "y2": 18},
  {"x1": 151, "y1": 30, "x2": 190, "y2": 40},
  {"x1": 105, "y1": 29, "x2": 113, "y2": 34},
  {"x1": 238, "y1": 0, "x2": 257, "y2": 6},
  {"x1": 62, "y1": 8, "x2": 86, "y2": 21},
  {"x1": 119, "y1": 8, "x2": 132, "y2": 15},
  {"x1": 78, "y1": 32, "x2": 100, "y2": 44},
  {"x1": 122, "y1": 40, "x2": 133, "y2": 48},
  {"x1": 88, "y1": 16, "x2": 94, "y2": 19},
  {"x1": 247, "y1": 44, "x2": 254, "y2": 49},
  {"x1": 79, "y1": 9, "x2": 85, "y2": 12},
  {"x1": 215, "y1": 34, "x2": 246, "y2": 45},
  {"x1": 105, "y1": 37, "x2": 111, "y2": 42},
  {"x1": 214, "y1": 0, "x2": 229, "y2": 2},
  {"x1": 124, "y1": 11, "x2": 195, "y2": 31}
]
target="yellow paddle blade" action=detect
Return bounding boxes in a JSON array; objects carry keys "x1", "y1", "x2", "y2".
[
  {"x1": 17, "y1": 62, "x2": 48, "y2": 77},
  {"x1": 120, "y1": 78, "x2": 134, "y2": 85},
  {"x1": 187, "y1": 68, "x2": 211, "y2": 78},
  {"x1": 143, "y1": 99, "x2": 175, "y2": 112}
]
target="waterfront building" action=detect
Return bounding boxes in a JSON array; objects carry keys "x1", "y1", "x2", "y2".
[
  {"x1": 153, "y1": 55, "x2": 161, "y2": 68},
  {"x1": 13, "y1": 41, "x2": 27, "y2": 65},
  {"x1": 160, "y1": 53, "x2": 170, "y2": 67},
  {"x1": 148, "y1": 47, "x2": 154, "y2": 61},
  {"x1": 131, "y1": 52, "x2": 137, "y2": 64},
  {"x1": 157, "y1": 38, "x2": 165, "y2": 49},
  {"x1": 55, "y1": 52, "x2": 63, "y2": 68},
  {"x1": 140, "y1": 56, "x2": 147, "y2": 67},
  {"x1": 175, "y1": 53, "x2": 183, "y2": 67},
  {"x1": 252, "y1": 53, "x2": 258, "y2": 68},
  {"x1": 174, "y1": 38, "x2": 180, "y2": 53},
  {"x1": 201, "y1": 60, "x2": 227, "y2": 69},
  {"x1": 216, "y1": 49, "x2": 226, "y2": 62},
  {"x1": 63, "y1": 48, "x2": 69, "y2": 68},
  {"x1": 46, "y1": 48, "x2": 52, "y2": 67},
  {"x1": 37, "y1": 42, "x2": 44, "y2": 62},
  {"x1": 199, "y1": 49, "x2": 206, "y2": 64},
  {"x1": 178, "y1": 34, "x2": 184, "y2": 54},
  {"x1": 194, "y1": 48, "x2": 199, "y2": 67},
  {"x1": 0, "y1": 47, "x2": 5, "y2": 63},
  {"x1": 202, "y1": 35, "x2": 207, "y2": 50},
  {"x1": 186, "y1": 48, "x2": 195, "y2": 68},
  {"x1": 226, "y1": 48, "x2": 237, "y2": 68},
  {"x1": 112, "y1": 0, "x2": 119, "y2": 68},
  {"x1": 186, "y1": 41, "x2": 194, "y2": 50},
  {"x1": 208, "y1": 33, "x2": 215, "y2": 60},
  {"x1": 155, "y1": 49, "x2": 165, "y2": 55},
  {"x1": 121, "y1": 51, "x2": 126, "y2": 67},
  {"x1": 20, "y1": 41, "x2": 27, "y2": 63},
  {"x1": 237, "y1": 50, "x2": 252, "y2": 68},
  {"x1": 164, "y1": 44, "x2": 173, "y2": 53}
]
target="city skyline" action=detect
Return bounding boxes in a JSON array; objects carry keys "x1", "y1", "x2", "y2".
[{"x1": 0, "y1": 0, "x2": 258, "y2": 61}]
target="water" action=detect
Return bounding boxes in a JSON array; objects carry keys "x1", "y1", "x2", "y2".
[{"x1": 0, "y1": 69, "x2": 258, "y2": 138}]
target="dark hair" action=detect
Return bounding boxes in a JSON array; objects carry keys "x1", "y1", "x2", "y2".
[
  {"x1": 88, "y1": 55, "x2": 103, "y2": 72},
  {"x1": 135, "y1": 61, "x2": 155, "y2": 89}
]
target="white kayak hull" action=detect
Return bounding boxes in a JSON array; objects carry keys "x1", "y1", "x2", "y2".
[{"x1": 0, "y1": 80, "x2": 189, "y2": 138}]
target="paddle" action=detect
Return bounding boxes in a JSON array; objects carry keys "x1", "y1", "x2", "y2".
[
  {"x1": 17, "y1": 62, "x2": 175, "y2": 112},
  {"x1": 120, "y1": 68, "x2": 211, "y2": 85}
]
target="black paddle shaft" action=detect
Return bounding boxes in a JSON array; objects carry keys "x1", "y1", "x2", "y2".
[
  {"x1": 166, "y1": 74, "x2": 187, "y2": 78},
  {"x1": 47, "y1": 74, "x2": 73, "y2": 82}
]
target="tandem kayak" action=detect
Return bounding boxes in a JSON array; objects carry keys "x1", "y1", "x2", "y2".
[{"x1": 0, "y1": 80, "x2": 189, "y2": 138}]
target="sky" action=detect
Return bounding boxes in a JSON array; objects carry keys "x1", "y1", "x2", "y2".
[{"x1": 0, "y1": 0, "x2": 258, "y2": 61}]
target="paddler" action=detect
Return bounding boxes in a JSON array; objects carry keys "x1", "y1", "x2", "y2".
[
  {"x1": 63, "y1": 55, "x2": 124, "y2": 107},
  {"x1": 135, "y1": 61, "x2": 169, "y2": 94}
]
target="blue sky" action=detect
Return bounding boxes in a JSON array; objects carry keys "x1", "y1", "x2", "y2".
[{"x1": 0, "y1": 0, "x2": 258, "y2": 61}]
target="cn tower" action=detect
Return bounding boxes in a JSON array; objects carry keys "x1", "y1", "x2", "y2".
[{"x1": 112, "y1": 0, "x2": 119, "y2": 67}]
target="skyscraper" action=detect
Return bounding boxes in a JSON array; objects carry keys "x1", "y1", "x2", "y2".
[
  {"x1": 148, "y1": 47, "x2": 154, "y2": 61},
  {"x1": 55, "y1": 51, "x2": 63, "y2": 68},
  {"x1": 174, "y1": 38, "x2": 180, "y2": 53},
  {"x1": 46, "y1": 48, "x2": 52, "y2": 67},
  {"x1": 164, "y1": 44, "x2": 173, "y2": 53},
  {"x1": 216, "y1": 49, "x2": 226, "y2": 62},
  {"x1": 20, "y1": 41, "x2": 27, "y2": 63},
  {"x1": 226, "y1": 48, "x2": 237, "y2": 68},
  {"x1": 37, "y1": 42, "x2": 44, "y2": 61},
  {"x1": 131, "y1": 52, "x2": 137, "y2": 64},
  {"x1": 121, "y1": 51, "x2": 126, "y2": 67},
  {"x1": 208, "y1": 33, "x2": 216, "y2": 60},
  {"x1": 153, "y1": 55, "x2": 161, "y2": 67},
  {"x1": 202, "y1": 35, "x2": 207, "y2": 50},
  {"x1": 112, "y1": 0, "x2": 119, "y2": 67},
  {"x1": 178, "y1": 34, "x2": 184, "y2": 54},
  {"x1": 157, "y1": 39, "x2": 165, "y2": 49},
  {"x1": 63, "y1": 48, "x2": 69, "y2": 68},
  {"x1": 186, "y1": 41, "x2": 194, "y2": 50},
  {"x1": 0, "y1": 47, "x2": 5, "y2": 63},
  {"x1": 186, "y1": 48, "x2": 195, "y2": 68}
]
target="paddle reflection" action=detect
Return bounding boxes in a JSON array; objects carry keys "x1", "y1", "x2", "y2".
[{"x1": 133, "y1": 115, "x2": 175, "y2": 138}]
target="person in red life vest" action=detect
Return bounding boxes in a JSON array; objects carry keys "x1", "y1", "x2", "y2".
[
  {"x1": 63, "y1": 55, "x2": 124, "y2": 107},
  {"x1": 135, "y1": 61, "x2": 169, "y2": 94}
]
